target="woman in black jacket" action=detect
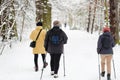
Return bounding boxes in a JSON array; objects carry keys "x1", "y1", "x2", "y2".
[{"x1": 44, "y1": 20, "x2": 68, "y2": 78}]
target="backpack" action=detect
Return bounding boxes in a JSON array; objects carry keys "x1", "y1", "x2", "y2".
[
  {"x1": 101, "y1": 35, "x2": 111, "y2": 49},
  {"x1": 49, "y1": 30, "x2": 62, "y2": 45}
]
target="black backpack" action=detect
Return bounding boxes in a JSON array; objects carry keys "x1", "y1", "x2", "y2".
[
  {"x1": 49, "y1": 30, "x2": 62, "y2": 45},
  {"x1": 101, "y1": 35, "x2": 111, "y2": 49}
]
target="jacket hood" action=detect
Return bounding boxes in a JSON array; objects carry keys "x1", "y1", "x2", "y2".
[
  {"x1": 53, "y1": 26, "x2": 60, "y2": 28},
  {"x1": 36, "y1": 26, "x2": 42, "y2": 30},
  {"x1": 52, "y1": 26, "x2": 61, "y2": 31},
  {"x1": 103, "y1": 32, "x2": 111, "y2": 36}
]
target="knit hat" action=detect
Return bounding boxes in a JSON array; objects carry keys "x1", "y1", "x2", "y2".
[
  {"x1": 36, "y1": 22, "x2": 42, "y2": 26},
  {"x1": 103, "y1": 27, "x2": 110, "y2": 32},
  {"x1": 53, "y1": 20, "x2": 61, "y2": 26}
]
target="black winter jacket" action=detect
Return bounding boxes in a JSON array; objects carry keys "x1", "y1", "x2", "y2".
[
  {"x1": 44, "y1": 26, "x2": 68, "y2": 54},
  {"x1": 97, "y1": 32, "x2": 115, "y2": 54}
]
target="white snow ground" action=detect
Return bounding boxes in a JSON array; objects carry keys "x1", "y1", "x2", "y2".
[{"x1": 0, "y1": 30, "x2": 120, "y2": 80}]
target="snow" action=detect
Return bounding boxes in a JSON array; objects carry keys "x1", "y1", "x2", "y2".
[{"x1": 0, "y1": 30, "x2": 120, "y2": 80}]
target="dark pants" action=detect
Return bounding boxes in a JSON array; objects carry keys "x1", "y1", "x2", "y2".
[
  {"x1": 34, "y1": 54, "x2": 46, "y2": 68},
  {"x1": 50, "y1": 54, "x2": 61, "y2": 74}
]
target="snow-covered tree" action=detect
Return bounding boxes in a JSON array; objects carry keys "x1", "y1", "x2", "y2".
[{"x1": 0, "y1": 0, "x2": 17, "y2": 42}]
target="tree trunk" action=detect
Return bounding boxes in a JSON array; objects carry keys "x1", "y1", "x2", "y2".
[
  {"x1": 46, "y1": 4, "x2": 52, "y2": 29},
  {"x1": 35, "y1": 0, "x2": 51, "y2": 29},
  {"x1": 20, "y1": 13, "x2": 25, "y2": 41},
  {"x1": 87, "y1": 1, "x2": 92, "y2": 32},
  {"x1": 109, "y1": 0, "x2": 119, "y2": 44},
  {"x1": 35, "y1": 0, "x2": 43, "y2": 22},
  {"x1": 42, "y1": 0, "x2": 52, "y2": 29},
  {"x1": 104, "y1": 0, "x2": 109, "y2": 25},
  {"x1": 91, "y1": 0, "x2": 97, "y2": 34}
]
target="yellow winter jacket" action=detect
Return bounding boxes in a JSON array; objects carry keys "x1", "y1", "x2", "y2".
[{"x1": 30, "y1": 26, "x2": 46, "y2": 54}]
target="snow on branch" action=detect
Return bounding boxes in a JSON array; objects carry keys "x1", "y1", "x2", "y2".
[{"x1": 0, "y1": 0, "x2": 13, "y2": 15}]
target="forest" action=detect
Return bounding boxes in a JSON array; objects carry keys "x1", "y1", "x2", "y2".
[{"x1": 0, "y1": 0, "x2": 120, "y2": 52}]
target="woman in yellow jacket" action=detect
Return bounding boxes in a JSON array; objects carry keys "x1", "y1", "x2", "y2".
[{"x1": 30, "y1": 22, "x2": 48, "y2": 72}]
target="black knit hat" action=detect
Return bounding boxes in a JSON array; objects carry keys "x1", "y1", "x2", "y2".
[{"x1": 36, "y1": 22, "x2": 42, "y2": 26}]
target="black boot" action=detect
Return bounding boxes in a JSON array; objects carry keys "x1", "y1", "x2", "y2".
[
  {"x1": 107, "y1": 73, "x2": 111, "y2": 80},
  {"x1": 43, "y1": 62, "x2": 48, "y2": 68},
  {"x1": 35, "y1": 66, "x2": 38, "y2": 72},
  {"x1": 101, "y1": 71, "x2": 105, "y2": 77}
]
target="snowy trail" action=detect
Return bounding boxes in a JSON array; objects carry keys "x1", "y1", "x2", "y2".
[{"x1": 0, "y1": 30, "x2": 120, "y2": 80}]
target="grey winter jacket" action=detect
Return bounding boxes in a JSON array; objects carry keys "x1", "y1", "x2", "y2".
[
  {"x1": 97, "y1": 32, "x2": 115, "y2": 54},
  {"x1": 44, "y1": 26, "x2": 68, "y2": 54}
]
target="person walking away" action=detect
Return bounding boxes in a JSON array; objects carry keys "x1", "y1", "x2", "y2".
[
  {"x1": 44, "y1": 20, "x2": 68, "y2": 78},
  {"x1": 97, "y1": 26, "x2": 115, "y2": 80},
  {"x1": 30, "y1": 22, "x2": 48, "y2": 72},
  {"x1": 64, "y1": 22, "x2": 67, "y2": 28}
]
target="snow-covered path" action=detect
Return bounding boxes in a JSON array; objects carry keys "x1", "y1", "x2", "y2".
[{"x1": 0, "y1": 30, "x2": 120, "y2": 80}]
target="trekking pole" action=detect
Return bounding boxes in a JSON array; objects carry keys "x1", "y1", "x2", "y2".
[
  {"x1": 63, "y1": 51, "x2": 66, "y2": 76},
  {"x1": 40, "y1": 68, "x2": 44, "y2": 80},
  {"x1": 98, "y1": 54, "x2": 101, "y2": 80},
  {"x1": 40, "y1": 54, "x2": 47, "y2": 80},
  {"x1": 112, "y1": 57, "x2": 116, "y2": 80}
]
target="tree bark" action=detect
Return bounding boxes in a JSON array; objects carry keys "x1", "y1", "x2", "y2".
[
  {"x1": 35, "y1": 0, "x2": 43, "y2": 22},
  {"x1": 91, "y1": 0, "x2": 97, "y2": 34},
  {"x1": 109, "y1": 0, "x2": 119, "y2": 44},
  {"x1": 35, "y1": 0, "x2": 51, "y2": 29},
  {"x1": 87, "y1": 1, "x2": 92, "y2": 32}
]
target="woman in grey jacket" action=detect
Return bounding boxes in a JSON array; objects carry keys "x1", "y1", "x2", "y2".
[
  {"x1": 97, "y1": 27, "x2": 115, "y2": 80},
  {"x1": 44, "y1": 20, "x2": 68, "y2": 78}
]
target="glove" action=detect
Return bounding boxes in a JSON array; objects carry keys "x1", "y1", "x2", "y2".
[{"x1": 97, "y1": 48, "x2": 100, "y2": 54}]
